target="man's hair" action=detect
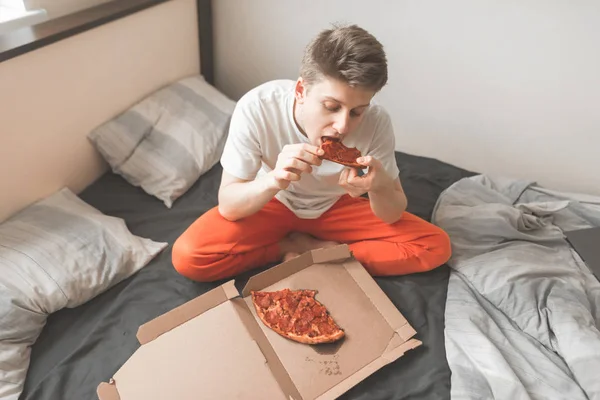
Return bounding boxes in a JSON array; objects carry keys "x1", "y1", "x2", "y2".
[{"x1": 300, "y1": 24, "x2": 388, "y2": 92}]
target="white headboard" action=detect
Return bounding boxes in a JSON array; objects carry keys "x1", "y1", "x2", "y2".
[{"x1": 0, "y1": 0, "x2": 202, "y2": 222}]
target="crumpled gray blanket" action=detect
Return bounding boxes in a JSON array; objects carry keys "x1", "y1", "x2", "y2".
[{"x1": 431, "y1": 175, "x2": 600, "y2": 400}]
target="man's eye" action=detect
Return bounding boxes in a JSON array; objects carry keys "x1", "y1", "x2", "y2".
[
  {"x1": 350, "y1": 110, "x2": 362, "y2": 117},
  {"x1": 324, "y1": 104, "x2": 340, "y2": 112}
]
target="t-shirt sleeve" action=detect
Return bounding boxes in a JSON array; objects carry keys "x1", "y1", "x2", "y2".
[
  {"x1": 220, "y1": 95, "x2": 263, "y2": 181},
  {"x1": 367, "y1": 107, "x2": 400, "y2": 179}
]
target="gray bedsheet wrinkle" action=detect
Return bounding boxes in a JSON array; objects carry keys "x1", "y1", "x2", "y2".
[{"x1": 432, "y1": 174, "x2": 600, "y2": 400}]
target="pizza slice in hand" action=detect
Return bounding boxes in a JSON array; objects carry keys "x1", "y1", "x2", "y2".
[
  {"x1": 319, "y1": 136, "x2": 363, "y2": 168},
  {"x1": 251, "y1": 288, "x2": 345, "y2": 344}
]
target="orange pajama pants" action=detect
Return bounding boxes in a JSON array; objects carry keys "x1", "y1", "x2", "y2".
[{"x1": 172, "y1": 195, "x2": 452, "y2": 282}]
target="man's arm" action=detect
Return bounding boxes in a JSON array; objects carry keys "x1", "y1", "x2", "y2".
[
  {"x1": 368, "y1": 176, "x2": 407, "y2": 224},
  {"x1": 218, "y1": 143, "x2": 324, "y2": 221},
  {"x1": 361, "y1": 107, "x2": 405, "y2": 223},
  {"x1": 217, "y1": 171, "x2": 280, "y2": 221},
  {"x1": 339, "y1": 157, "x2": 407, "y2": 224}
]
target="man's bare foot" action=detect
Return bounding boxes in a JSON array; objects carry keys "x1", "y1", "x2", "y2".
[
  {"x1": 288, "y1": 232, "x2": 340, "y2": 251},
  {"x1": 278, "y1": 232, "x2": 340, "y2": 261},
  {"x1": 283, "y1": 252, "x2": 300, "y2": 262}
]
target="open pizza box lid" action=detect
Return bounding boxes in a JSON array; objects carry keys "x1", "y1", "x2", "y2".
[{"x1": 97, "y1": 244, "x2": 422, "y2": 400}]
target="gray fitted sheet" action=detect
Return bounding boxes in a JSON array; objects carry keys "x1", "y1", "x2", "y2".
[{"x1": 20, "y1": 152, "x2": 476, "y2": 400}]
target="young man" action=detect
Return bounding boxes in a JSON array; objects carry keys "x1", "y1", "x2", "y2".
[{"x1": 172, "y1": 24, "x2": 451, "y2": 282}]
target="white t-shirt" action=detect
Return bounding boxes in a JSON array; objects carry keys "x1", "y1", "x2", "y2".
[{"x1": 220, "y1": 79, "x2": 400, "y2": 219}]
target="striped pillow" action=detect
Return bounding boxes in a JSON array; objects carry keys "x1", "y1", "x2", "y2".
[
  {"x1": 88, "y1": 74, "x2": 236, "y2": 208},
  {"x1": 0, "y1": 188, "x2": 167, "y2": 400}
]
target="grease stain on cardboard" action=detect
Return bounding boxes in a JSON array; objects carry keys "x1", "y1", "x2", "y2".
[{"x1": 305, "y1": 355, "x2": 342, "y2": 376}]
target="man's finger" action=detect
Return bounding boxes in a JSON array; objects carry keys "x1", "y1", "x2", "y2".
[
  {"x1": 348, "y1": 179, "x2": 368, "y2": 191},
  {"x1": 284, "y1": 158, "x2": 312, "y2": 173},
  {"x1": 283, "y1": 143, "x2": 324, "y2": 158},
  {"x1": 347, "y1": 168, "x2": 360, "y2": 180},
  {"x1": 282, "y1": 148, "x2": 323, "y2": 166},
  {"x1": 356, "y1": 156, "x2": 382, "y2": 169},
  {"x1": 301, "y1": 143, "x2": 324, "y2": 156},
  {"x1": 347, "y1": 171, "x2": 369, "y2": 188},
  {"x1": 338, "y1": 168, "x2": 350, "y2": 185},
  {"x1": 275, "y1": 169, "x2": 300, "y2": 182},
  {"x1": 295, "y1": 149, "x2": 322, "y2": 166}
]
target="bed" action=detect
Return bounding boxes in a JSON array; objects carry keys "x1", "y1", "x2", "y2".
[
  {"x1": 14, "y1": 151, "x2": 474, "y2": 400},
  {"x1": 2, "y1": 1, "x2": 600, "y2": 400}
]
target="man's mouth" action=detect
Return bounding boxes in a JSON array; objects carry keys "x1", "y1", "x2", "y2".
[{"x1": 320, "y1": 135, "x2": 341, "y2": 146}]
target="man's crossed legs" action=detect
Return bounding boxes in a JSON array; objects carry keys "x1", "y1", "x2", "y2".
[{"x1": 172, "y1": 195, "x2": 451, "y2": 282}]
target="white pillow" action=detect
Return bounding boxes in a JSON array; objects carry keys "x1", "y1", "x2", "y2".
[
  {"x1": 0, "y1": 188, "x2": 167, "y2": 400},
  {"x1": 88, "y1": 74, "x2": 236, "y2": 208}
]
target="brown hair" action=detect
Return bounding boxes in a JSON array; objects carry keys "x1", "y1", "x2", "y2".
[{"x1": 300, "y1": 24, "x2": 388, "y2": 92}]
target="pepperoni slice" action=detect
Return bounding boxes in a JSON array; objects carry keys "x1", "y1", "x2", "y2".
[
  {"x1": 294, "y1": 319, "x2": 311, "y2": 334},
  {"x1": 279, "y1": 315, "x2": 291, "y2": 332},
  {"x1": 300, "y1": 310, "x2": 314, "y2": 322},
  {"x1": 257, "y1": 295, "x2": 271, "y2": 309},
  {"x1": 265, "y1": 310, "x2": 279, "y2": 325},
  {"x1": 318, "y1": 321, "x2": 334, "y2": 335},
  {"x1": 281, "y1": 294, "x2": 299, "y2": 314},
  {"x1": 273, "y1": 291, "x2": 283, "y2": 301}
]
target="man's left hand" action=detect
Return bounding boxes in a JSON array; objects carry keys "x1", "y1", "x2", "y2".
[{"x1": 338, "y1": 156, "x2": 394, "y2": 197}]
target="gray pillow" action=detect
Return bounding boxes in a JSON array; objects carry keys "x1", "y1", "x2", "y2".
[
  {"x1": 88, "y1": 74, "x2": 236, "y2": 208},
  {"x1": 0, "y1": 188, "x2": 167, "y2": 400}
]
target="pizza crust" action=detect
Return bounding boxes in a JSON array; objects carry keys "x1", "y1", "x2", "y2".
[{"x1": 284, "y1": 328, "x2": 345, "y2": 344}]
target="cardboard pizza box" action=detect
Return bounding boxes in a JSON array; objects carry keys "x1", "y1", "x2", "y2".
[{"x1": 97, "y1": 244, "x2": 422, "y2": 400}]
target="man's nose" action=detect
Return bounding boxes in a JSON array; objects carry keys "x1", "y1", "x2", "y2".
[{"x1": 333, "y1": 113, "x2": 350, "y2": 135}]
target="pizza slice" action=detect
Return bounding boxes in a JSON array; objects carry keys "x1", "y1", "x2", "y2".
[
  {"x1": 319, "y1": 136, "x2": 363, "y2": 168},
  {"x1": 251, "y1": 288, "x2": 345, "y2": 344}
]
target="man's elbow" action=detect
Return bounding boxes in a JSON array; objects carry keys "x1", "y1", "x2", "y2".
[
  {"x1": 382, "y1": 201, "x2": 407, "y2": 224},
  {"x1": 217, "y1": 188, "x2": 240, "y2": 222},
  {"x1": 381, "y1": 212, "x2": 404, "y2": 225},
  {"x1": 217, "y1": 204, "x2": 240, "y2": 222}
]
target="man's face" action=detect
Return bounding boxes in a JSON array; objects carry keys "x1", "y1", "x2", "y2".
[{"x1": 293, "y1": 76, "x2": 375, "y2": 146}]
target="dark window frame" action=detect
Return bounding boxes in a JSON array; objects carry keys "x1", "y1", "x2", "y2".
[{"x1": 0, "y1": 0, "x2": 213, "y2": 83}]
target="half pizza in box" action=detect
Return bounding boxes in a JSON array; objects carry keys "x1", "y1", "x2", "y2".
[{"x1": 97, "y1": 245, "x2": 422, "y2": 400}]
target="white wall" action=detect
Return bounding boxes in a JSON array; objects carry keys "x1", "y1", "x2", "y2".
[{"x1": 213, "y1": 0, "x2": 600, "y2": 196}]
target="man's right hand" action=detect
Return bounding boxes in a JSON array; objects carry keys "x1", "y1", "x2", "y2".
[
  {"x1": 268, "y1": 143, "x2": 324, "y2": 190},
  {"x1": 218, "y1": 143, "x2": 324, "y2": 221}
]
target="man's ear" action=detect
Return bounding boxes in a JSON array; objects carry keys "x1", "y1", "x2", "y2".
[{"x1": 294, "y1": 77, "x2": 307, "y2": 104}]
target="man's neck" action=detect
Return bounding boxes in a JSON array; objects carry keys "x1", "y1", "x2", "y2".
[{"x1": 292, "y1": 98, "x2": 308, "y2": 138}]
